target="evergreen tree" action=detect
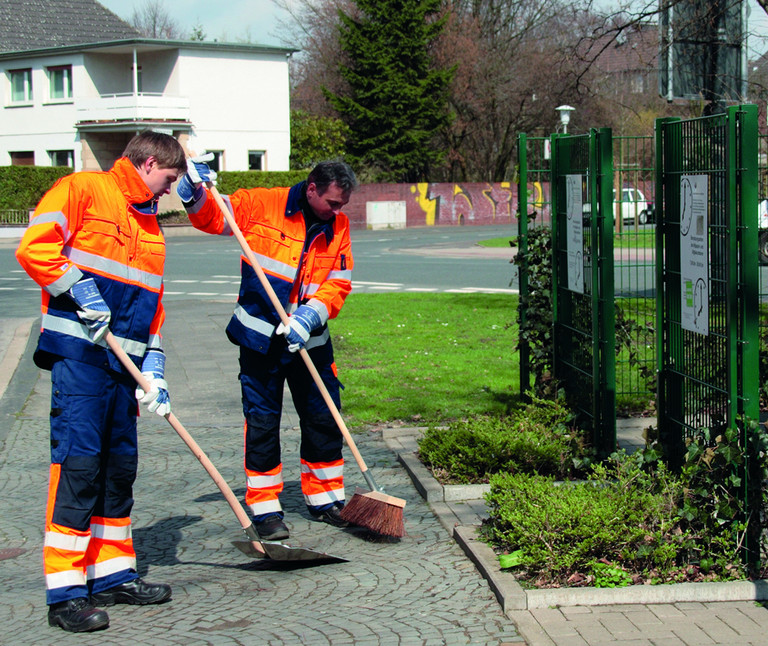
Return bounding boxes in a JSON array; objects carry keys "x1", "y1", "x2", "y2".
[{"x1": 325, "y1": 0, "x2": 454, "y2": 183}]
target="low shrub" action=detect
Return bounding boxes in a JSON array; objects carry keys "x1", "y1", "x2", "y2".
[
  {"x1": 417, "y1": 396, "x2": 590, "y2": 483},
  {"x1": 480, "y1": 449, "x2": 747, "y2": 588}
]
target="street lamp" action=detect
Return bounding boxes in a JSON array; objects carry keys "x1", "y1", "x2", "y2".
[{"x1": 556, "y1": 105, "x2": 575, "y2": 134}]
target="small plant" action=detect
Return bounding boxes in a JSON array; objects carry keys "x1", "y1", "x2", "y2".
[{"x1": 590, "y1": 561, "x2": 633, "y2": 588}]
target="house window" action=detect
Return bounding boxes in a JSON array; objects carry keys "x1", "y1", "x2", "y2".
[
  {"x1": 49, "y1": 150, "x2": 74, "y2": 167},
  {"x1": 208, "y1": 151, "x2": 223, "y2": 173},
  {"x1": 630, "y1": 73, "x2": 644, "y2": 94},
  {"x1": 48, "y1": 65, "x2": 73, "y2": 100},
  {"x1": 248, "y1": 151, "x2": 265, "y2": 171},
  {"x1": 9, "y1": 68, "x2": 32, "y2": 103},
  {"x1": 10, "y1": 151, "x2": 34, "y2": 165}
]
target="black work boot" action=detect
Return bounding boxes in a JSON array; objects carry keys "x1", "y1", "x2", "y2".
[
  {"x1": 254, "y1": 514, "x2": 290, "y2": 540},
  {"x1": 48, "y1": 597, "x2": 109, "y2": 632},
  {"x1": 311, "y1": 506, "x2": 350, "y2": 528},
  {"x1": 91, "y1": 578, "x2": 171, "y2": 606}
]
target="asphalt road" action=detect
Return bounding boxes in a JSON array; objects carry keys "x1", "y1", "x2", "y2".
[{"x1": 0, "y1": 225, "x2": 520, "y2": 320}]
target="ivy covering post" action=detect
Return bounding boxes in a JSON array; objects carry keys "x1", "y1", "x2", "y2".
[{"x1": 325, "y1": 0, "x2": 454, "y2": 183}]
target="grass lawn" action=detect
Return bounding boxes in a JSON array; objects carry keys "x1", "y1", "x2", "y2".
[
  {"x1": 481, "y1": 231, "x2": 655, "y2": 250},
  {"x1": 331, "y1": 293, "x2": 521, "y2": 428}
]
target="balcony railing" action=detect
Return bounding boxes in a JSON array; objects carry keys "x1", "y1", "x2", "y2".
[{"x1": 75, "y1": 93, "x2": 190, "y2": 123}]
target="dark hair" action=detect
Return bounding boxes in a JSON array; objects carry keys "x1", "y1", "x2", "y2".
[
  {"x1": 307, "y1": 160, "x2": 357, "y2": 194},
  {"x1": 123, "y1": 130, "x2": 187, "y2": 173}
]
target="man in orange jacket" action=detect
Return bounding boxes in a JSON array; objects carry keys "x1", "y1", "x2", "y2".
[
  {"x1": 16, "y1": 130, "x2": 187, "y2": 633},
  {"x1": 177, "y1": 157, "x2": 356, "y2": 542}
]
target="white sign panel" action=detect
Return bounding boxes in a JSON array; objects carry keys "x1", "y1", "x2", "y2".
[
  {"x1": 680, "y1": 174, "x2": 708, "y2": 336},
  {"x1": 565, "y1": 174, "x2": 584, "y2": 294}
]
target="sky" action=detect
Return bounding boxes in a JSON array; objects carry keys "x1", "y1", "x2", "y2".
[
  {"x1": 98, "y1": 0, "x2": 768, "y2": 57},
  {"x1": 97, "y1": 0, "x2": 295, "y2": 47}
]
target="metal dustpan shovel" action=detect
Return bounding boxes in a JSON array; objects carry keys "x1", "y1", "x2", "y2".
[{"x1": 105, "y1": 332, "x2": 347, "y2": 564}]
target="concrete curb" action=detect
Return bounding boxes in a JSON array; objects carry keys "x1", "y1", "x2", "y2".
[{"x1": 387, "y1": 428, "x2": 768, "y2": 610}]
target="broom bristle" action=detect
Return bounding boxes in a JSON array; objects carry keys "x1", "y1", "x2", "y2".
[{"x1": 341, "y1": 490, "x2": 405, "y2": 538}]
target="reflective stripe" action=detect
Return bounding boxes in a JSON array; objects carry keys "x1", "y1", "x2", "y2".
[
  {"x1": 301, "y1": 463, "x2": 344, "y2": 481},
  {"x1": 86, "y1": 555, "x2": 136, "y2": 580},
  {"x1": 247, "y1": 472, "x2": 284, "y2": 488},
  {"x1": 248, "y1": 252, "x2": 297, "y2": 283},
  {"x1": 247, "y1": 499, "x2": 283, "y2": 516},
  {"x1": 233, "y1": 304, "x2": 277, "y2": 336},
  {"x1": 41, "y1": 313, "x2": 148, "y2": 357},
  {"x1": 42, "y1": 313, "x2": 91, "y2": 342},
  {"x1": 47, "y1": 265, "x2": 83, "y2": 297},
  {"x1": 185, "y1": 190, "x2": 207, "y2": 215},
  {"x1": 91, "y1": 522, "x2": 132, "y2": 542},
  {"x1": 305, "y1": 488, "x2": 345, "y2": 507},
  {"x1": 64, "y1": 247, "x2": 162, "y2": 291},
  {"x1": 30, "y1": 210, "x2": 71, "y2": 240},
  {"x1": 327, "y1": 269, "x2": 352, "y2": 282},
  {"x1": 305, "y1": 328, "x2": 330, "y2": 350},
  {"x1": 44, "y1": 531, "x2": 90, "y2": 552},
  {"x1": 146, "y1": 333, "x2": 163, "y2": 351},
  {"x1": 46, "y1": 569, "x2": 87, "y2": 590}
]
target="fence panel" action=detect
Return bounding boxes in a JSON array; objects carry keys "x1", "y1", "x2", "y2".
[
  {"x1": 551, "y1": 129, "x2": 616, "y2": 456},
  {"x1": 655, "y1": 105, "x2": 759, "y2": 467}
]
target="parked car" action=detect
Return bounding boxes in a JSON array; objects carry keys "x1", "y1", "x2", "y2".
[
  {"x1": 759, "y1": 199, "x2": 768, "y2": 264},
  {"x1": 615, "y1": 187, "x2": 654, "y2": 225},
  {"x1": 582, "y1": 187, "x2": 654, "y2": 225}
]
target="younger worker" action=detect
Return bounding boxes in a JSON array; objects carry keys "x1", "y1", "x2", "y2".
[
  {"x1": 16, "y1": 130, "x2": 187, "y2": 633},
  {"x1": 177, "y1": 157, "x2": 356, "y2": 541}
]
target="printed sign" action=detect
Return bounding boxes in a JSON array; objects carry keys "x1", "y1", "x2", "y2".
[
  {"x1": 565, "y1": 174, "x2": 584, "y2": 294},
  {"x1": 680, "y1": 175, "x2": 708, "y2": 335}
]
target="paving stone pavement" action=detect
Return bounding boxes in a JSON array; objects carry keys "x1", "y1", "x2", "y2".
[
  {"x1": 0, "y1": 301, "x2": 523, "y2": 645},
  {"x1": 5, "y1": 298, "x2": 768, "y2": 645}
]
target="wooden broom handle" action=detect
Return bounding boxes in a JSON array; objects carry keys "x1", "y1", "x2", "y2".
[
  {"x1": 206, "y1": 183, "x2": 372, "y2": 477},
  {"x1": 104, "y1": 331, "x2": 265, "y2": 554}
]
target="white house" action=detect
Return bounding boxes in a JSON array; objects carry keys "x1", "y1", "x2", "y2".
[{"x1": 0, "y1": 0, "x2": 296, "y2": 208}]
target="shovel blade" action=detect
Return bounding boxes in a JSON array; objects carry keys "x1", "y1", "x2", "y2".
[{"x1": 232, "y1": 540, "x2": 348, "y2": 563}]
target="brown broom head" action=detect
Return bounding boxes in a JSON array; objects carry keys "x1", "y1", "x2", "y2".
[{"x1": 340, "y1": 488, "x2": 406, "y2": 538}]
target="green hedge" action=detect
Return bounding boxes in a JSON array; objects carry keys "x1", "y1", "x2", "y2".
[
  {"x1": 0, "y1": 166, "x2": 73, "y2": 210},
  {"x1": 0, "y1": 167, "x2": 307, "y2": 213}
]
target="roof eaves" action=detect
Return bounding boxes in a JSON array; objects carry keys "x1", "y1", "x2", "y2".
[{"x1": 0, "y1": 37, "x2": 299, "y2": 61}]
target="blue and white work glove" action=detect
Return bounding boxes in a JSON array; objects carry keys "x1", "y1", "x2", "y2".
[
  {"x1": 276, "y1": 304, "x2": 323, "y2": 353},
  {"x1": 134, "y1": 348, "x2": 171, "y2": 416},
  {"x1": 176, "y1": 152, "x2": 217, "y2": 203},
  {"x1": 68, "y1": 277, "x2": 111, "y2": 343}
]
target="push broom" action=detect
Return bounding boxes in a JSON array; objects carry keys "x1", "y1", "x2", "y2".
[
  {"x1": 103, "y1": 331, "x2": 346, "y2": 563},
  {"x1": 205, "y1": 182, "x2": 406, "y2": 537}
]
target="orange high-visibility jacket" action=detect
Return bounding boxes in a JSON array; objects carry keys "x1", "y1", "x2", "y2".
[
  {"x1": 186, "y1": 181, "x2": 353, "y2": 353},
  {"x1": 15, "y1": 157, "x2": 166, "y2": 372}
]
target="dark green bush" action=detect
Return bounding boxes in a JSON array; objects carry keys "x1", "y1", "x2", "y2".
[
  {"x1": 0, "y1": 166, "x2": 72, "y2": 210},
  {"x1": 417, "y1": 396, "x2": 589, "y2": 483},
  {"x1": 481, "y1": 449, "x2": 746, "y2": 587}
]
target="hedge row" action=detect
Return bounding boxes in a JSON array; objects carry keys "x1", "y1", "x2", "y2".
[
  {"x1": 0, "y1": 166, "x2": 309, "y2": 212},
  {"x1": 0, "y1": 166, "x2": 73, "y2": 210}
]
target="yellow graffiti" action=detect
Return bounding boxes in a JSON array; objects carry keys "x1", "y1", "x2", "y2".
[
  {"x1": 411, "y1": 183, "x2": 436, "y2": 226},
  {"x1": 532, "y1": 182, "x2": 544, "y2": 208}
]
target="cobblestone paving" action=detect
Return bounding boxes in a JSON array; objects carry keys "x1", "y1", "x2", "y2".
[{"x1": 0, "y1": 301, "x2": 524, "y2": 645}]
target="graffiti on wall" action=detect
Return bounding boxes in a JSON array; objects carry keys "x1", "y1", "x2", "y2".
[
  {"x1": 409, "y1": 182, "x2": 515, "y2": 225},
  {"x1": 348, "y1": 181, "x2": 553, "y2": 228}
]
